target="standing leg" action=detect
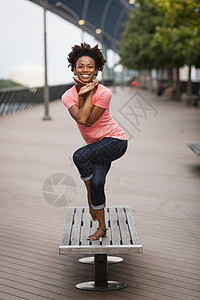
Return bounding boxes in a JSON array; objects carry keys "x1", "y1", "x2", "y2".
[
  {"x1": 87, "y1": 162, "x2": 111, "y2": 240},
  {"x1": 87, "y1": 208, "x2": 107, "y2": 240}
]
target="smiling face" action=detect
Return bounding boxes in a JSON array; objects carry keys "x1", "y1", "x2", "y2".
[{"x1": 74, "y1": 56, "x2": 97, "y2": 83}]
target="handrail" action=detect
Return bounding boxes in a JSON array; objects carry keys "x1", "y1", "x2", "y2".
[{"x1": 0, "y1": 84, "x2": 73, "y2": 116}]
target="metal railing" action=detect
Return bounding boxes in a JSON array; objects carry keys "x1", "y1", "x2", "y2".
[{"x1": 0, "y1": 84, "x2": 73, "y2": 116}]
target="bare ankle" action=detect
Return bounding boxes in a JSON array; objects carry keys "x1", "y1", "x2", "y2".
[{"x1": 99, "y1": 223, "x2": 106, "y2": 229}]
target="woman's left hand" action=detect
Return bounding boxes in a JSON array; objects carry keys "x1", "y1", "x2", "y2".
[{"x1": 78, "y1": 81, "x2": 98, "y2": 96}]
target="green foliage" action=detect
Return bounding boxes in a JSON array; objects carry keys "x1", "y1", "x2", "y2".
[
  {"x1": 0, "y1": 79, "x2": 22, "y2": 89},
  {"x1": 149, "y1": 0, "x2": 200, "y2": 27},
  {"x1": 120, "y1": 0, "x2": 200, "y2": 70},
  {"x1": 150, "y1": 26, "x2": 198, "y2": 68},
  {"x1": 120, "y1": 0, "x2": 163, "y2": 70},
  {"x1": 149, "y1": 0, "x2": 200, "y2": 68}
]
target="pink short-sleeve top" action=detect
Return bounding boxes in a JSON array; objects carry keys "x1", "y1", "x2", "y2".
[{"x1": 62, "y1": 84, "x2": 127, "y2": 144}]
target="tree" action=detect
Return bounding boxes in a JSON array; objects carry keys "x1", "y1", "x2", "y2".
[
  {"x1": 150, "y1": 26, "x2": 195, "y2": 99},
  {"x1": 120, "y1": 0, "x2": 200, "y2": 99},
  {"x1": 149, "y1": 0, "x2": 200, "y2": 27},
  {"x1": 120, "y1": 0, "x2": 163, "y2": 71},
  {"x1": 149, "y1": 0, "x2": 200, "y2": 97}
]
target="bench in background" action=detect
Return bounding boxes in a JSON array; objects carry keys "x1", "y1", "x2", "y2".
[
  {"x1": 59, "y1": 206, "x2": 143, "y2": 291},
  {"x1": 187, "y1": 142, "x2": 200, "y2": 156}
]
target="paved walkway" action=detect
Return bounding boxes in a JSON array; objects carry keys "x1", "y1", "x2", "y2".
[{"x1": 0, "y1": 87, "x2": 200, "y2": 299}]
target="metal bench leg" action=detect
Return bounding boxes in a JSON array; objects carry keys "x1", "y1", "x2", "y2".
[
  {"x1": 95, "y1": 254, "x2": 108, "y2": 287},
  {"x1": 76, "y1": 254, "x2": 127, "y2": 291}
]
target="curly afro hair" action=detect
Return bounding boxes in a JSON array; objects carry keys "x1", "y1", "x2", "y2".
[{"x1": 67, "y1": 43, "x2": 106, "y2": 72}]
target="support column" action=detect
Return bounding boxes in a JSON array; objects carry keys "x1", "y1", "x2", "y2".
[
  {"x1": 112, "y1": 47, "x2": 117, "y2": 93},
  {"x1": 101, "y1": 41, "x2": 110, "y2": 85},
  {"x1": 94, "y1": 254, "x2": 108, "y2": 287}
]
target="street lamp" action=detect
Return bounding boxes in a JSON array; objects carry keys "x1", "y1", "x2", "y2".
[
  {"x1": 78, "y1": 19, "x2": 85, "y2": 26},
  {"x1": 96, "y1": 29, "x2": 102, "y2": 35}
]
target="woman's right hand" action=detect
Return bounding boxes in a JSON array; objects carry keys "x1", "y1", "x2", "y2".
[{"x1": 73, "y1": 76, "x2": 86, "y2": 87}]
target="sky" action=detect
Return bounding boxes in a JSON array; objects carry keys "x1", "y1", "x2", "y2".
[{"x1": 0, "y1": 0, "x2": 119, "y2": 85}]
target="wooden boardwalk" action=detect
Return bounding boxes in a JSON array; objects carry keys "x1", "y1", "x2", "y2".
[{"x1": 0, "y1": 87, "x2": 200, "y2": 299}]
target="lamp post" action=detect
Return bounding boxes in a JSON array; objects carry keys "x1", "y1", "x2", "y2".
[{"x1": 42, "y1": 0, "x2": 51, "y2": 120}]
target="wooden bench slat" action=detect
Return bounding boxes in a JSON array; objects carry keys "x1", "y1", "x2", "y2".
[
  {"x1": 101, "y1": 208, "x2": 110, "y2": 246},
  {"x1": 80, "y1": 207, "x2": 91, "y2": 245},
  {"x1": 109, "y1": 207, "x2": 121, "y2": 245},
  {"x1": 61, "y1": 207, "x2": 74, "y2": 246},
  {"x1": 70, "y1": 207, "x2": 83, "y2": 245},
  {"x1": 125, "y1": 207, "x2": 142, "y2": 245},
  {"x1": 117, "y1": 207, "x2": 131, "y2": 245}
]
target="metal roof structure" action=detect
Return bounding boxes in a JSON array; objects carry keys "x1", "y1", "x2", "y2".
[{"x1": 29, "y1": 0, "x2": 134, "y2": 51}]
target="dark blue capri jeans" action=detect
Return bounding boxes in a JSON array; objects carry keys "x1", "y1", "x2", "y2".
[{"x1": 73, "y1": 137, "x2": 128, "y2": 210}]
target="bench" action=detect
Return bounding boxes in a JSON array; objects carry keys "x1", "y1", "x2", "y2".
[
  {"x1": 59, "y1": 206, "x2": 143, "y2": 291},
  {"x1": 182, "y1": 94, "x2": 199, "y2": 107},
  {"x1": 187, "y1": 142, "x2": 200, "y2": 156}
]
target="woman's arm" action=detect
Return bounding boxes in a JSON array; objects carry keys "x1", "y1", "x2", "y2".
[
  {"x1": 74, "y1": 77, "x2": 98, "y2": 109},
  {"x1": 69, "y1": 89, "x2": 93, "y2": 125},
  {"x1": 69, "y1": 83, "x2": 105, "y2": 126},
  {"x1": 84, "y1": 105, "x2": 105, "y2": 127},
  {"x1": 68, "y1": 82, "x2": 96, "y2": 125},
  {"x1": 69, "y1": 78, "x2": 106, "y2": 126},
  {"x1": 73, "y1": 77, "x2": 86, "y2": 108},
  {"x1": 69, "y1": 102, "x2": 105, "y2": 127}
]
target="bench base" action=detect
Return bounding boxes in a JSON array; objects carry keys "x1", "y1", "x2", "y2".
[
  {"x1": 79, "y1": 256, "x2": 123, "y2": 264},
  {"x1": 76, "y1": 280, "x2": 127, "y2": 291},
  {"x1": 76, "y1": 254, "x2": 127, "y2": 291}
]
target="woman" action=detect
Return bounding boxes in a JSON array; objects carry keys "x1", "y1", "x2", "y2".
[{"x1": 62, "y1": 43, "x2": 128, "y2": 240}]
